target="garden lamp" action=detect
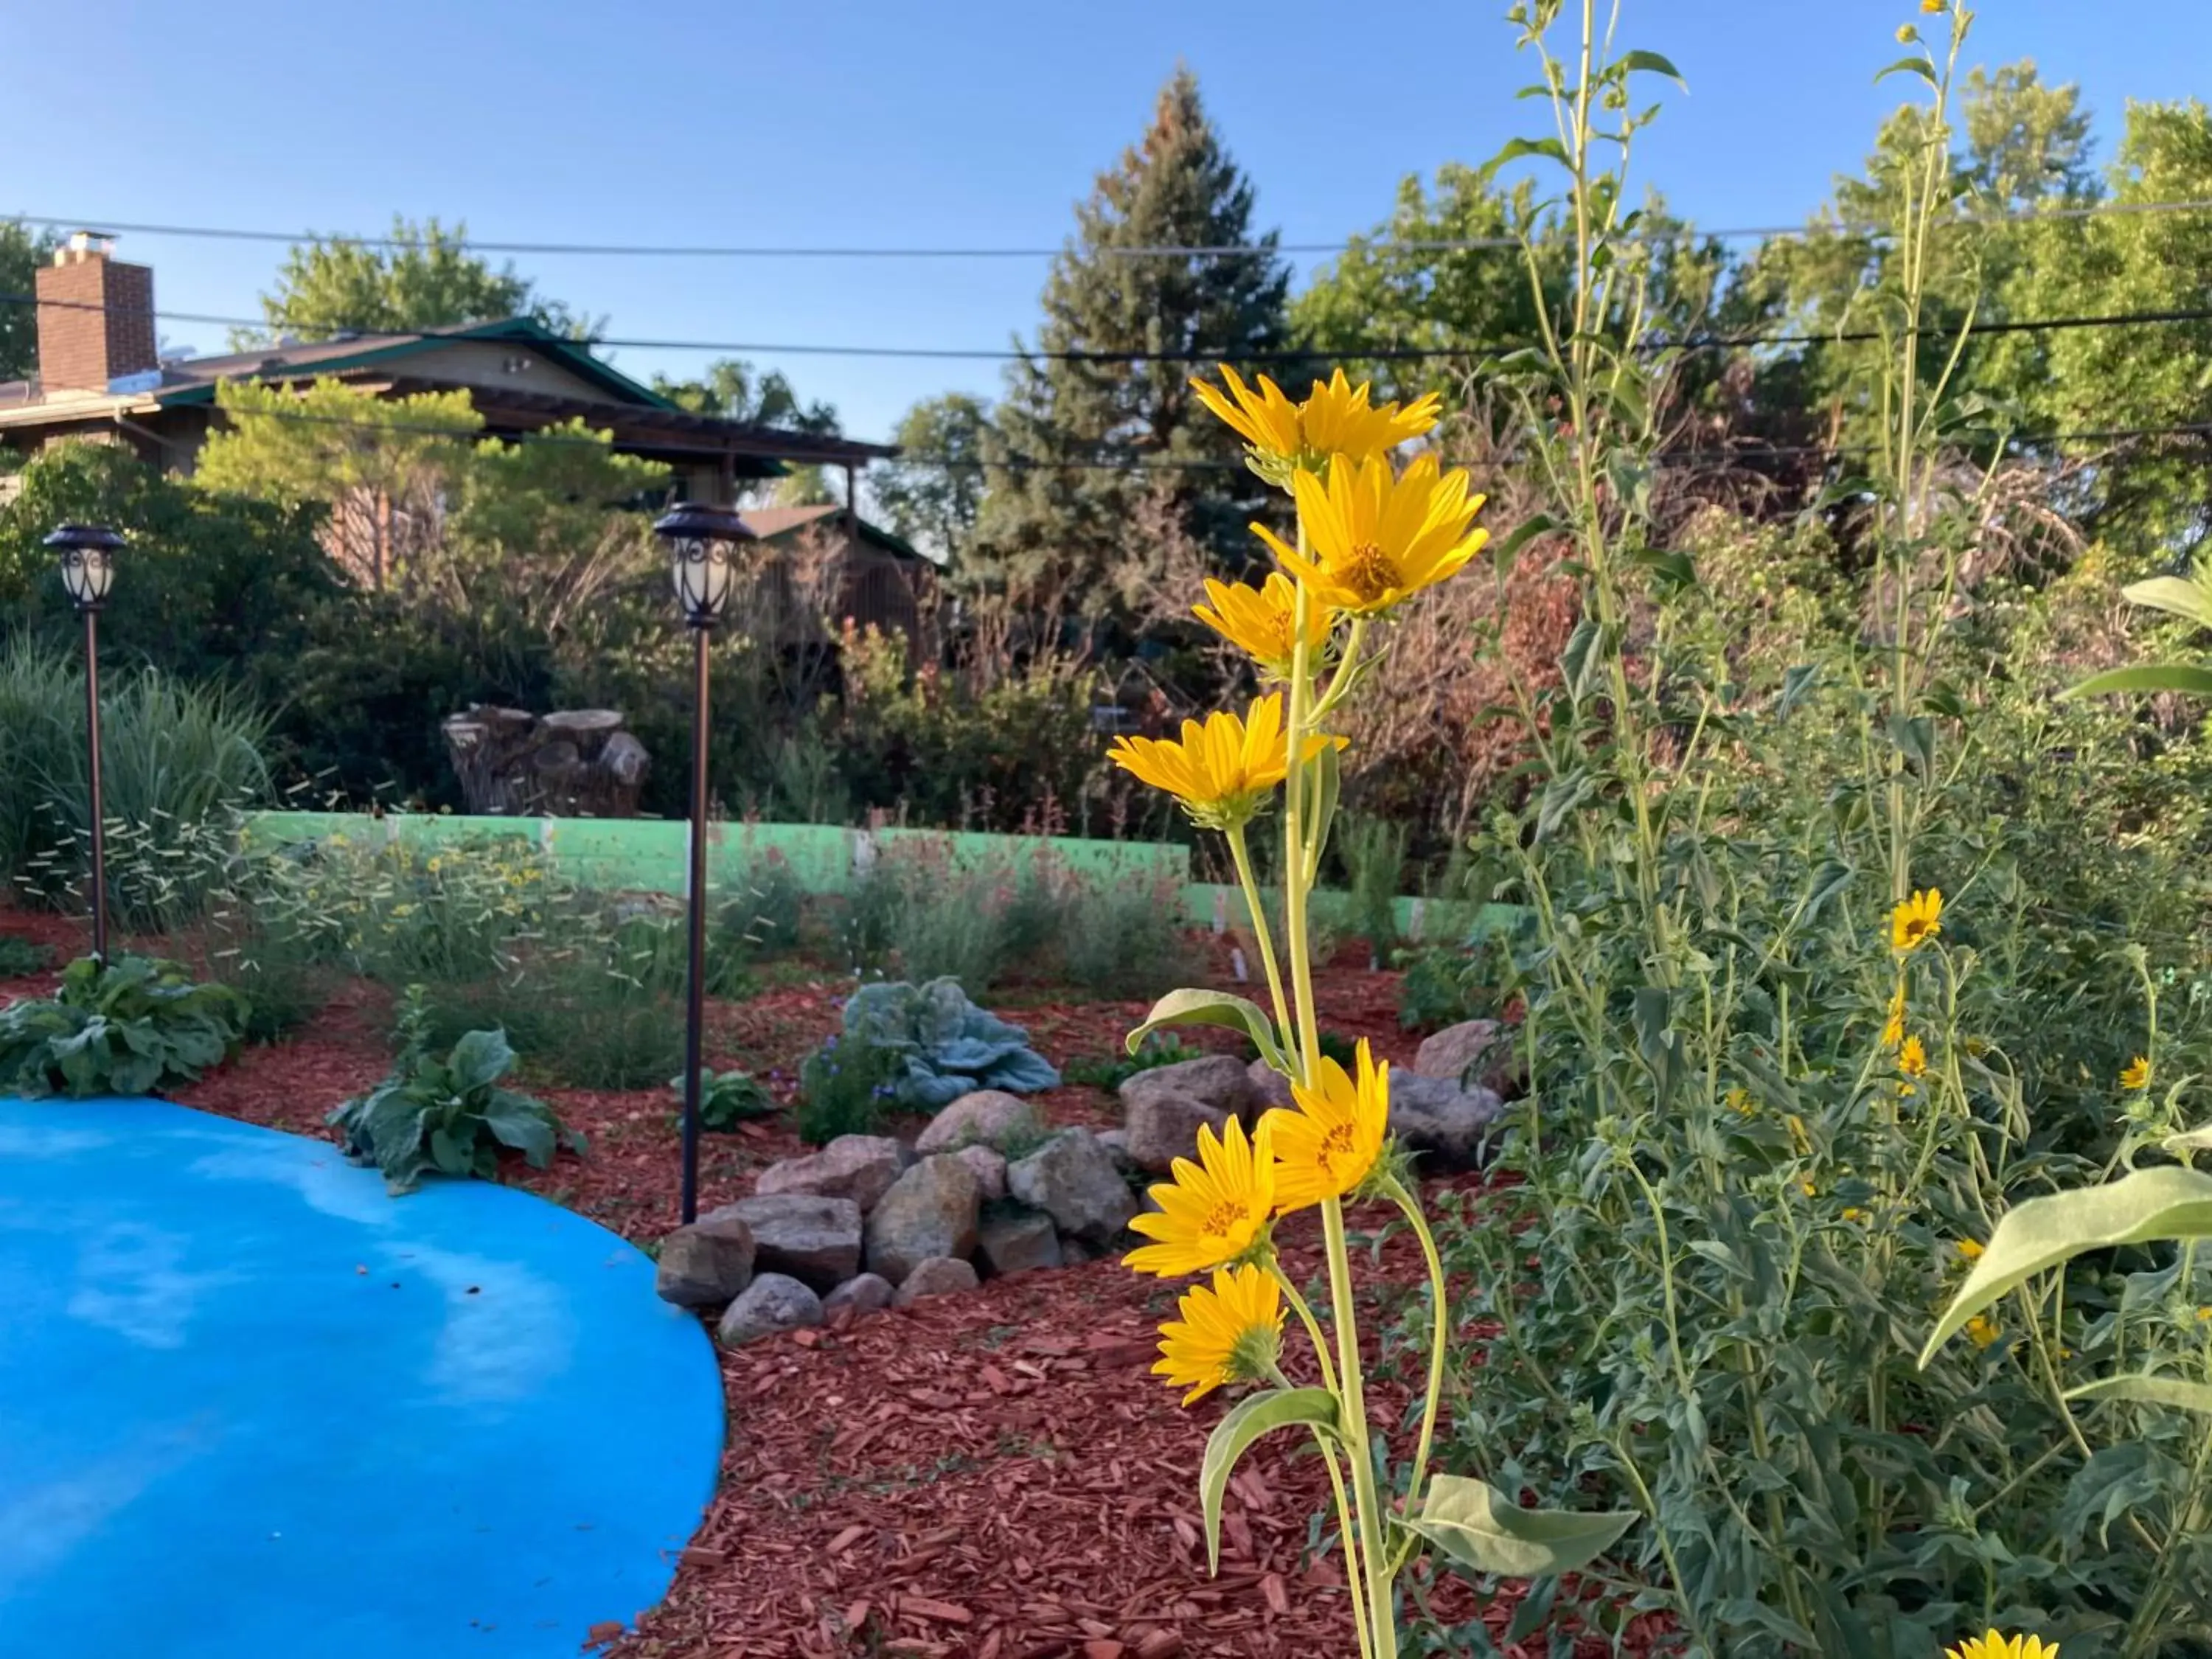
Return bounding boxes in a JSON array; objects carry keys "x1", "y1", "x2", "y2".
[
  {"x1": 44, "y1": 523, "x2": 125, "y2": 962},
  {"x1": 650, "y1": 504, "x2": 756, "y2": 1222}
]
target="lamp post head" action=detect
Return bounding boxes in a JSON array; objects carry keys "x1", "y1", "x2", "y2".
[
  {"x1": 44, "y1": 523, "x2": 125, "y2": 611},
  {"x1": 651, "y1": 504, "x2": 754, "y2": 630}
]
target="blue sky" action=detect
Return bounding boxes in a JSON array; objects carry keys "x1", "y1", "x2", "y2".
[{"x1": 9, "y1": 1, "x2": 2208, "y2": 441}]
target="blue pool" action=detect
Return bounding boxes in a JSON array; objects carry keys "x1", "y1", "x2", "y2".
[{"x1": 0, "y1": 1097, "x2": 724, "y2": 1658}]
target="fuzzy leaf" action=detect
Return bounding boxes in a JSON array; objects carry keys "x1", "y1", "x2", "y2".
[
  {"x1": 1921, "y1": 1166, "x2": 2212, "y2": 1363},
  {"x1": 1618, "y1": 49, "x2": 1686, "y2": 88},
  {"x1": 1126, "y1": 987, "x2": 1287, "y2": 1074},
  {"x1": 2067, "y1": 1373, "x2": 2212, "y2": 1416},
  {"x1": 2064, "y1": 663, "x2": 2212, "y2": 700},
  {"x1": 1403, "y1": 1473, "x2": 1636, "y2": 1579},
  {"x1": 2120, "y1": 573, "x2": 2212, "y2": 628},
  {"x1": 1200, "y1": 1388, "x2": 1339, "y2": 1574}
]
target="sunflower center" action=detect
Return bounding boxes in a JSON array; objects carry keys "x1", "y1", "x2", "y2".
[
  {"x1": 1339, "y1": 542, "x2": 1401, "y2": 605},
  {"x1": 1202, "y1": 1200, "x2": 1251, "y2": 1241},
  {"x1": 1315, "y1": 1121, "x2": 1361, "y2": 1175}
]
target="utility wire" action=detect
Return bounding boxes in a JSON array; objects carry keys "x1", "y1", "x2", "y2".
[
  {"x1": 11, "y1": 195, "x2": 2212, "y2": 260},
  {"x1": 10, "y1": 288, "x2": 2212, "y2": 366}
]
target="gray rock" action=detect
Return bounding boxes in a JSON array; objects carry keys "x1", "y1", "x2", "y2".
[
  {"x1": 753, "y1": 1134, "x2": 914, "y2": 1214},
  {"x1": 1247, "y1": 1057, "x2": 1295, "y2": 1112},
  {"x1": 712, "y1": 1194, "x2": 863, "y2": 1292},
  {"x1": 1007, "y1": 1129, "x2": 1138, "y2": 1244},
  {"x1": 891, "y1": 1256, "x2": 981, "y2": 1306},
  {"x1": 824, "y1": 1272, "x2": 894, "y2": 1316},
  {"x1": 654, "y1": 1213, "x2": 756, "y2": 1309},
  {"x1": 1413, "y1": 1018, "x2": 1523, "y2": 1099},
  {"x1": 975, "y1": 1209, "x2": 1063, "y2": 1276},
  {"x1": 952, "y1": 1143, "x2": 1008, "y2": 1202},
  {"x1": 1095, "y1": 1127, "x2": 1138, "y2": 1175},
  {"x1": 914, "y1": 1089, "x2": 1042, "y2": 1155},
  {"x1": 1388, "y1": 1074, "x2": 1507, "y2": 1168},
  {"x1": 864, "y1": 1155, "x2": 982, "y2": 1284},
  {"x1": 715, "y1": 1272, "x2": 823, "y2": 1346},
  {"x1": 1122, "y1": 1088, "x2": 1231, "y2": 1174},
  {"x1": 1059, "y1": 1235, "x2": 1102, "y2": 1265},
  {"x1": 1119, "y1": 1054, "x2": 1254, "y2": 1121}
]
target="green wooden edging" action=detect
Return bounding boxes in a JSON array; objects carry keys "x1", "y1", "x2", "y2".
[{"x1": 239, "y1": 812, "x2": 1520, "y2": 947}]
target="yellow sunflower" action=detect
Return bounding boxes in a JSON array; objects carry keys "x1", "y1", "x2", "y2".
[
  {"x1": 2121, "y1": 1054, "x2": 2152, "y2": 1091},
  {"x1": 1880, "y1": 985, "x2": 1907, "y2": 1049},
  {"x1": 1898, "y1": 1034, "x2": 1928, "y2": 1079},
  {"x1": 1151, "y1": 1263, "x2": 1285, "y2": 1405},
  {"x1": 1957, "y1": 1237, "x2": 1986, "y2": 1263},
  {"x1": 1192, "y1": 367, "x2": 1439, "y2": 484},
  {"x1": 1107, "y1": 695, "x2": 1343, "y2": 830},
  {"x1": 1891, "y1": 888, "x2": 1944, "y2": 954},
  {"x1": 1946, "y1": 1632, "x2": 2055, "y2": 1659},
  {"x1": 1965, "y1": 1313, "x2": 2002, "y2": 1349},
  {"x1": 1125, "y1": 1115, "x2": 1277, "y2": 1278},
  {"x1": 1253, "y1": 453, "x2": 1488, "y2": 616},
  {"x1": 1265, "y1": 1038, "x2": 1391, "y2": 1214},
  {"x1": 1193, "y1": 572, "x2": 1333, "y2": 678}
]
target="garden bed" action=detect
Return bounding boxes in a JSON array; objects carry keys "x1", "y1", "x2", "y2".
[{"x1": 0, "y1": 903, "x2": 1624, "y2": 1658}]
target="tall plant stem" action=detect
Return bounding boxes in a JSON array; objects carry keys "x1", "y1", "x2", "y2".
[{"x1": 1227, "y1": 824, "x2": 1293, "y2": 1054}]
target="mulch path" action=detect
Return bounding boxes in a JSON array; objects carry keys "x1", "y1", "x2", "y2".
[{"x1": 1, "y1": 905, "x2": 1650, "y2": 1658}]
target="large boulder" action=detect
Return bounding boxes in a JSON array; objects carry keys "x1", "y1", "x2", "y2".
[
  {"x1": 654, "y1": 1213, "x2": 756, "y2": 1309},
  {"x1": 1122, "y1": 1088, "x2": 1231, "y2": 1175},
  {"x1": 1413, "y1": 1019, "x2": 1523, "y2": 1099},
  {"x1": 975, "y1": 1209, "x2": 1063, "y2": 1276},
  {"x1": 712, "y1": 1194, "x2": 863, "y2": 1292},
  {"x1": 891, "y1": 1256, "x2": 980, "y2": 1307},
  {"x1": 1008, "y1": 1130, "x2": 1138, "y2": 1245},
  {"x1": 1119, "y1": 1054, "x2": 1254, "y2": 1121},
  {"x1": 1388, "y1": 1074, "x2": 1506, "y2": 1168},
  {"x1": 754, "y1": 1135, "x2": 914, "y2": 1214},
  {"x1": 915, "y1": 1090, "x2": 1043, "y2": 1155},
  {"x1": 864, "y1": 1155, "x2": 982, "y2": 1284},
  {"x1": 1247, "y1": 1057, "x2": 1295, "y2": 1113},
  {"x1": 715, "y1": 1272, "x2": 823, "y2": 1347}
]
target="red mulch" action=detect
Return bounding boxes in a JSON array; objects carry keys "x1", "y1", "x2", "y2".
[{"x1": 1, "y1": 904, "x2": 1653, "y2": 1658}]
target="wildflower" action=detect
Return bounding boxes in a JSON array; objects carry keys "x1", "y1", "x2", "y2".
[
  {"x1": 1785, "y1": 1113, "x2": 1812, "y2": 1156},
  {"x1": 1152, "y1": 1263, "x2": 1285, "y2": 1405},
  {"x1": 1192, "y1": 366, "x2": 1439, "y2": 483},
  {"x1": 1126, "y1": 1116, "x2": 1277, "y2": 1278},
  {"x1": 1898, "y1": 1034, "x2": 1928, "y2": 1079},
  {"x1": 1896, "y1": 22, "x2": 1918, "y2": 41},
  {"x1": 1881, "y1": 985, "x2": 1906, "y2": 1049},
  {"x1": 1956, "y1": 1238, "x2": 1986, "y2": 1263},
  {"x1": 1842, "y1": 1207, "x2": 1871, "y2": 1224},
  {"x1": 1945, "y1": 1632, "x2": 2054, "y2": 1659},
  {"x1": 1800, "y1": 1178, "x2": 1819, "y2": 1198},
  {"x1": 1253, "y1": 453, "x2": 1489, "y2": 617},
  {"x1": 2121, "y1": 1054, "x2": 2152, "y2": 1091},
  {"x1": 1107, "y1": 695, "x2": 1343, "y2": 831},
  {"x1": 1891, "y1": 888, "x2": 1943, "y2": 953},
  {"x1": 1921, "y1": 0, "x2": 1944, "y2": 10},
  {"x1": 1964, "y1": 1313, "x2": 2001, "y2": 1349},
  {"x1": 1722, "y1": 1086, "x2": 1754, "y2": 1116},
  {"x1": 2196, "y1": 1306, "x2": 2212, "y2": 1323},
  {"x1": 1193, "y1": 572, "x2": 1334, "y2": 678},
  {"x1": 1265, "y1": 1040, "x2": 1391, "y2": 1214}
]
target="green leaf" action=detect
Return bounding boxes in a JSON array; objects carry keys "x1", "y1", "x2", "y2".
[
  {"x1": 1489, "y1": 512, "x2": 1559, "y2": 581},
  {"x1": 1874, "y1": 55, "x2": 1938, "y2": 87},
  {"x1": 2066, "y1": 1373, "x2": 2212, "y2": 1416},
  {"x1": 445, "y1": 1027, "x2": 515, "y2": 1094},
  {"x1": 1803, "y1": 859, "x2": 1856, "y2": 925},
  {"x1": 1921, "y1": 1166, "x2": 2212, "y2": 1364},
  {"x1": 1618, "y1": 49, "x2": 1686, "y2": 88},
  {"x1": 1478, "y1": 135, "x2": 1570, "y2": 182},
  {"x1": 1126, "y1": 988, "x2": 1287, "y2": 1075},
  {"x1": 481, "y1": 1093, "x2": 557, "y2": 1167},
  {"x1": 1533, "y1": 767, "x2": 1596, "y2": 844},
  {"x1": 1778, "y1": 664, "x2": 1822, "y2": 720},
  {"x1": 1885, "y1": 714, "x2": 1935, "y2": 777},
  {"x1": 1199, "y1": 1388, "x2": 1338, "y2": 1574},
  {"x1": 2063, "y1": 663, "x2": 2212, "y2": 700},
  {"x1": 2120, "y1": 574, "x2": 2212, "y2": 628},
  {"x1": 1560, "y1": 616, "x2": 1602, "y2": 704},
  {"x1": 1402, "y1": 1473, "x2": 1636, "y2": 1579}
]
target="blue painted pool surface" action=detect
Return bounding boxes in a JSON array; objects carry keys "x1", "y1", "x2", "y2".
[{"x1": 0, "y1": 1097, "x2": 725, "y2": 1659}]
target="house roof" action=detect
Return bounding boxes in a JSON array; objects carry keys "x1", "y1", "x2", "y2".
[{"x1": 739, "y1": 503, "x2": 927, "y2": 563}]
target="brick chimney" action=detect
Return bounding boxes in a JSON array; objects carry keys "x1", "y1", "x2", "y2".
[{"x1": 35, "y1": 232, "x2": 158, "y2": 392}]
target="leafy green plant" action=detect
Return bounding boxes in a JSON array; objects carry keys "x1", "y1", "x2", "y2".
[
  {"x1": 330, "y1": 987, "x2": 580, "y2": 1194},
  {"x1": 1059, "y1": 867, "x2": 1199, "y2": 998},
  {"x1": 838, "y1": 976, "x2": 1061, "y2": 1111},
  {"x1": 673, "y1": 1066, "x2": 776, "y2": 1130},
  {"x1": 1394, "y1": 942, "x2": 1506, "y2": 1032},
  {"x1": 795, "y1": 1034, "x2": 903, "y2": 1146},
  {"x1": 0, "y1": 935, "x2": 54, "y2": 978},
  {"x1": 0, "y1": 953, "x2": 246, "y2": 1098},
  {"x1": 2067, "y1": 557, "x2": 2212, "y2": 700},
  {"x1": 1063, "y1": 1032, "x2": 1205, "y2": 1093}
]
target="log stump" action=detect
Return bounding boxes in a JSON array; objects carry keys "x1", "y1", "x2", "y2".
[{"x1": 442, "y1": 705, "x2": 650, "y2": 816}]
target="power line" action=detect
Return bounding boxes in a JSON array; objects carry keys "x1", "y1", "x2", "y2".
[
  {"x1": 12, "y1": 195, "x2": 2212, "y2": 261},
  {"x1": 10, "y1": 288, "x2": 2212, "y2": 366}
]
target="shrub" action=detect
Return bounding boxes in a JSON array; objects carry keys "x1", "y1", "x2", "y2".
[
  {"x1": 1062, "y1": 1032, "x2": 1205, "y2": 1093},
  {"x1": 840, "y1": 976, "x2": 1060, "y2": 1111},
  {"x1": 1393, "y1": 939, "x2": 1508, "y2": 1032},
  {"x1": 0, "y1": 935, "x2": 54, "y2": 978},
  {"x1": 330, "y1": 989, "x2": 579, "y2": 1194},
  {"x1": 414, "y1": 951, "x2": 684, "y2": 1092},
  {"x1": 0, "y1": 953, "x2": 245, "y2": 1097},
  {"x1": 1060, "y1": 867, "x2": 1199, "y2": 998},
  {"x1": 795, "y1": 1034, "x2": 903, "y2": 1145},
  {"x1": 671, "y1": 1067, "x2": 776, "y2": 1130}
]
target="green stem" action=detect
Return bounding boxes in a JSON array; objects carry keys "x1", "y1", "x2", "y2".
[
  {"x1": 1227, "y1": 824, "x2": 1294, "y2": 1058},
  {"x1": 1385, "y1": 1175, "x2": 1451, "y2": 1514},
  {"x1": 1267, "y1": 1259, "x2": 1340, "y2": 1398}
]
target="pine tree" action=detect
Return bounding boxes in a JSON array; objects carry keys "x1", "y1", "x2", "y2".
[{"x1": 970, "y1": 68, "x2": 1292, "y2": 640}]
